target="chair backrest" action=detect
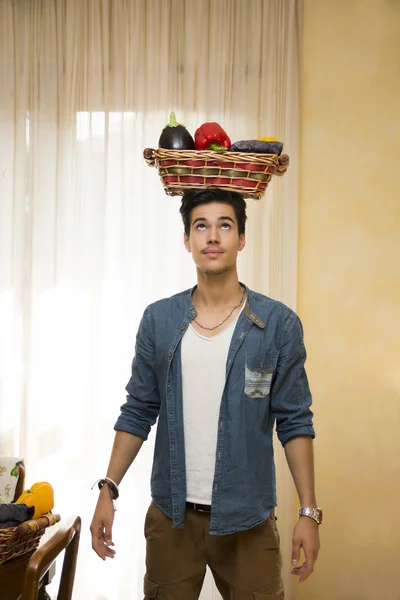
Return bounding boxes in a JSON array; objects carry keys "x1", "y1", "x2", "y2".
[{"x1": 21, "y1": 515, "x2": 81, "y2": 600}]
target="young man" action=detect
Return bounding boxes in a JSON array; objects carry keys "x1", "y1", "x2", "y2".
[{"x1": 90, "y1": 188, "x2": 321, "y2": 599}]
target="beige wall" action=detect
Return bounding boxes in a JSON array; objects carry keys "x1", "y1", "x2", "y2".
[{"x1": 296, "y1": 1, "x2": 400, "y2": 599}]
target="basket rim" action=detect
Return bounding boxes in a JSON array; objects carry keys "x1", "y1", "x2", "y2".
[
  {"x1": 155, "y1": 182, "x2": 269, "y2": 200},
  {"x1": 144, "y1": 147, "x2": 288, "y2": 165},
  {"x1": 0, "y1": 512, "x2": 61, "y2": 535}
]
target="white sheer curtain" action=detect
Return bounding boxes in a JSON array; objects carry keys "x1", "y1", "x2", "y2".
[{"x1": 0, "y1": 1, "x2": 301, "y2": 598}]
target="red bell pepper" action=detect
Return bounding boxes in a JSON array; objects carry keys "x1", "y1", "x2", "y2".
[{"x1": 194, "y1": 122, "x2": 231, "y2": 151}]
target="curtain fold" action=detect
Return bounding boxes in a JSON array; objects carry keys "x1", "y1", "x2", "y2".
[{"x1": 0, "y1": 1, "x2": 301, "y2": 597}]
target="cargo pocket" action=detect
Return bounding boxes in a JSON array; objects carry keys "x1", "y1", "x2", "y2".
[
  {"x1": 253, "y1": 579, "x2": 284, "y2": 599},
  {"x1": 253, "y1": 590, "x2": 284, "y2": 599},
  {"x1": 143, "y1": 575, "x2": 159, "y2": 599},
  {"x1": 245, "y1": 353, "x2": 278, "y2": 399}
]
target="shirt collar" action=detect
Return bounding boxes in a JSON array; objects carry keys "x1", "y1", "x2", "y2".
[{"x1": 185, "y1": 283, "x2": 265, "y2": 329}]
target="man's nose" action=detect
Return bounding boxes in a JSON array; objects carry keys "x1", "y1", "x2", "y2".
[{"x1": 207, "y1": 226, "x2": 221, "y2": 243}]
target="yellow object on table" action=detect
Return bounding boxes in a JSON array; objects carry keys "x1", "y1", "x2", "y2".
[{"x1": 16, "y1": 482, "x2": 54, "y2": 519}]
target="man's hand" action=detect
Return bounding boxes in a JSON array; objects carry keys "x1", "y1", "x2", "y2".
[
  {"x1": 291, "y1": 517, "x2": 320, "y2": 582},
  {"x1": 90, "y1": 487, "x2": 116, "y2": 560}
]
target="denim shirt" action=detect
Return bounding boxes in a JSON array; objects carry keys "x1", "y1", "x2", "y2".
[{"x1": 114, "y1": 285, "x2": 315, "y2": 535}]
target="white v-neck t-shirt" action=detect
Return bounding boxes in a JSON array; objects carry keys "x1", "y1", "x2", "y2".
[{"x1": 181, "y1": 306, "x2": 244, "y2": 504}]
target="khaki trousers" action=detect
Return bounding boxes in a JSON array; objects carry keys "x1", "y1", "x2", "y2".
[{"x1": 143, "y1": 502, "x2": 284, "y2": 600}]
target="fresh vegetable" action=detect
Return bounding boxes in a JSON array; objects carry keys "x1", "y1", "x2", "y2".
[
  {"x1": 16, "y1": 481, "x2": 54, "y2": 519},
  {"x1": 158, "y1": 112, "x2": 195, "y2": 150},
  {"x1": 229, "y1": 140, "x2": 283, "y2": 155},
  {"x1": 194, "y1": 122, "x2": 231, "y2": 151}
]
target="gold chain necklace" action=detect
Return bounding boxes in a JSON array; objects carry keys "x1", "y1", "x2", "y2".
[{"x1": 193, "y1": 287, "x2": 246, "y2": 331}]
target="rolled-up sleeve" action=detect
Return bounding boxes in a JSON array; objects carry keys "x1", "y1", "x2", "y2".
[
  {"x1": 271, "y1": 312, "x2": 315, "y2": 447},
  {"x1": 114, "y1": 307, "x2": 160, "y2": 441}
]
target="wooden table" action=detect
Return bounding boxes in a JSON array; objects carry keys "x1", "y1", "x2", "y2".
[{"x1": 0, "y1": 550, "x2": 56, "y2": 600}]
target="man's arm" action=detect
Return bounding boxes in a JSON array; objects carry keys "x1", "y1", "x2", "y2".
[
  {"x1": 91, "y1": 306, "x2": 160, "y2": 560},
  {"x1": 104, "y1": 430, "x2": 144, "y2": 486},
  {"x1": 90, "y1": 431, "x2": 144, "y2": 560},
  {"x1": 270, "y1": 312, "x2": 319, "y2": 582},
  {"x1": 284, "y1": 435, "x2": 317, "y2": 507},
  {"x1": 284, "y1": 435, "x2": 320, "y2": 583}
]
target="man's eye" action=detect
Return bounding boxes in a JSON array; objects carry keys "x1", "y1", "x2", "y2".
[
  {"x1": 196, "y1": 224, "x2": 206, "y2": 230},
  {"x1": 221, "y1": 223, "x2": 231, "y2": 229}
]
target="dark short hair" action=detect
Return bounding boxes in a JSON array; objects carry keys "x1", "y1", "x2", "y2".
[{"x1": 179, "y1": 188, "x2": 247, "y2": 237}]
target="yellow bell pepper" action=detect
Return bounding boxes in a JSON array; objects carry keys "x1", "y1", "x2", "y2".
[
  {"x1": 16, "y1": 481, "x2": 54, "y2": 518},
  {"x1": 258, "y1": 136, "x2": 278, "y2": 142}
]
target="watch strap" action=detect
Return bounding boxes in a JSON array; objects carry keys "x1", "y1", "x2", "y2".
[{"x1": 298, "y1": 507, "x2": 323, "y2": 524}]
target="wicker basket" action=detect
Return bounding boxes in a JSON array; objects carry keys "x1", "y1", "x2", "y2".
[
  {"x1": 0, "y1": 512, "x2": 60, "y2": 564},
  {"x1": 143, "y1": 148, "x2": 289, "y2": 200}
]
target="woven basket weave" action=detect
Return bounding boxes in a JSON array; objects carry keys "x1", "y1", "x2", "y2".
[
  {"x1": 143, "y1": 148, "x2": 289, "y2": 200},
  {"x1": 0, "y1": 512, "x2": 60, "y2": 564}
]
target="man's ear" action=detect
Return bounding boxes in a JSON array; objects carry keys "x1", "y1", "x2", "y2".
[
  {"x1": 184, "y1": 233, "x2": 191, "y2": 253},
  {"x1": 238, "y1": 234, "x2": 246, "y2": 252}
]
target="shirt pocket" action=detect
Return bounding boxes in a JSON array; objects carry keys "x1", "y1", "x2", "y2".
[{"x1": 245, "y1": 353, "x2": 278, "y2": 399}]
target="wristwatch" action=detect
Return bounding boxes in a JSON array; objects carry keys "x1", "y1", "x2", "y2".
[{"x1": 298, "y1": 507, "x2": 323, "y2": 525}]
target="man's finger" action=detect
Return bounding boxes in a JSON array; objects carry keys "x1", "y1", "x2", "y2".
[
  {"x1": 291, "y1": 537, "x2": 301, "y2": 566},
  {"x1": 92, "y1": 536, "x2": 116, "y2": 560},
  {"x1": 91, "y1": 523, "x2": 116, "y2": 560},
  {"x1": 293, "y1": 560, "x2": 314, "y2": 583},
  {"x1": 92, "y1": 538, "x2": 106, "y2": 560},
  {"x1": 299, "y1": 566, "x2": 313, "y2": 583},
  {"x1": 103, "y1": 525, "x2": 114, "y2": 546},
  {"x1": 303, "y1": 545, "x2": 317, "y2": 571}
]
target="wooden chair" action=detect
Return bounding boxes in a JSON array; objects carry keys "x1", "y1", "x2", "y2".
[{"x1": 20, "y1": 516, "x2": 81, "y2": 600}]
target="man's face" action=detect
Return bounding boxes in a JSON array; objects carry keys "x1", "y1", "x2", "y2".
[{"x1": 184, "y1": 202, "x2": 246, "y2": 276}]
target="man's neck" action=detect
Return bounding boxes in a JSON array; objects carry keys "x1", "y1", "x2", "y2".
[{"x1": 193, "y1": 271, "x2": 243, "y2": 309}]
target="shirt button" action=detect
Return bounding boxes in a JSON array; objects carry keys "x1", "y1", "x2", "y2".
[
  {"x1": 168, "y1": 353, "x2": 173, "y2": 359},
  {"x1": 174, "y1": 507, "x2": 179, "y2": 513},
  {"x1": 180, "y1": 326, "x2": 185, "y2": 331}
]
